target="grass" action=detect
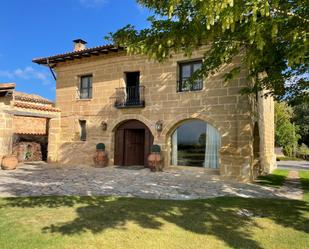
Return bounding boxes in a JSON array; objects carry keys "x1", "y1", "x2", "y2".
[
  {"x1": 0, "y1": 196, "x2": 308, "y2": 249},
  {"x1": 256, "y1": 169, "x2": 289, "y2": 188},
  {"x1": 300, "y1": 171, "x2": 309, "y2": 202}
]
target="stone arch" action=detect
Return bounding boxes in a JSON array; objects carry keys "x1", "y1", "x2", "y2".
[
  {"x1": 110, "y1": 117, "x2": 154, "y2": 167},
  {"x1": 163, "y1": 116, "x2": 221, "y2": 169},
  {"x1": 108, "y1": 114, "x2": 155, "y2": 135},
  {"x1": 252, "y1": 122, "x2": 261, "y2": 178},
  {"x1": 162, "y1": 113, "x2": 221, "y2": 138}
]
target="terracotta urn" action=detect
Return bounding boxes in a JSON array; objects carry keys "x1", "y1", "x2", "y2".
[
  {"x1": 148, "y1": 145, "x2": 163, "y2": 172},
  {"x1": 93, "y1": 143, "x2": 108, "y2": 167},
  {"x1": 1, "y1": 155, "x2": 18, "y2": 170}
]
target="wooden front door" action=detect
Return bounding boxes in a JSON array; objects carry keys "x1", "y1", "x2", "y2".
[
  {"x1": 114, "y1": 120, "x2": 154, "y2": 166},
  {"x1": 124, "y1": 129, "x2": 145, "y2": 165}
]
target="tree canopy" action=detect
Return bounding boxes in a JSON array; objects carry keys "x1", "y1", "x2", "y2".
[
  {"x1": 275, "y1": 101, "x2": 299, "y2": 156},
  {"x1": 108, "y1": 0, "x2": 308, "y2": 100},
  {"x1": 291, "y1": 98, "x2": 309, "y2": 146}
]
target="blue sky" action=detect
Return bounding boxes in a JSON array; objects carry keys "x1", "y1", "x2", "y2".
[{"x1": 0, "y1": 0, "x2": 150, "y2": 100}]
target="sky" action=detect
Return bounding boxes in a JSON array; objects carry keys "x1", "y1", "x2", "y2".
[
  {"x1": 177, "y1": 120, "x2": 206, "y2": 145},
  {"x1": 0, "y1": 0, "x2": 151, "y2": 100}
]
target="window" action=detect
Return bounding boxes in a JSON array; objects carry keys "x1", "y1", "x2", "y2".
[
  {"x1": 178, "y1": 60, "x2": 203, "y2": 92},
  {"x1": 79, "y1": 120, "x2": 87, "y2": 141},
  {"x1": 79, "y1": 75, "x2": 92, "y2": 99},
  {"x1": 171, "y1": 120, "x2": 220, "y2": 168},
  {"x1": 125, "y1": 72, "x2": 140, "y2": 105}
]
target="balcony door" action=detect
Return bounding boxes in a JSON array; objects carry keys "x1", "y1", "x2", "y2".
[{"x1": 125, "y1": 72, "x2": 140, "y2": 105}]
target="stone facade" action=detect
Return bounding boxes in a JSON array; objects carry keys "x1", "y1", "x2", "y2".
[
  {"x1": 0, "y1": 84, "x2": 61, "y2": 164},
  {"x1": 0, "y1": 95, "x2": 14, "y2": 163},
  {"x1": 257, "y1": 91, "x2": 276, "y2": 173},
  {"x1": 34, "y1": 46, "x2": 276, "y2": 181},
  {"x1": 13, "y1": 141, "x2": 42, "y2": 162}
]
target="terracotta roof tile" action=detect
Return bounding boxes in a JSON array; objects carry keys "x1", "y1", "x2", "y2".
[
  {"x1": 15, "y1": 132, "x2": 46, "y2": 135},
  {"x1": 14, "y1": 91, "x2": 53, "y2": 104},
  {"x1": 14, "y1": 101, "x2": 60, "y2": 112}
]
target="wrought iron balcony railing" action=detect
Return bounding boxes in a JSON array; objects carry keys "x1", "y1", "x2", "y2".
[{"x1": 114, "y1": 86, "x2": 145, "y2": 108}]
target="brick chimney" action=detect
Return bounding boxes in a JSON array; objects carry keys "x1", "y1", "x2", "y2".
[{"x1": 73, "y1": 39, "x2": 87, "y2": 51}]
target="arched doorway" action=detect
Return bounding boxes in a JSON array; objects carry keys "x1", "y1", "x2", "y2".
[
  {"x1": 252, "y1": 122, "x2": 261, "y2": 178},
  {"x1": 114, "y1": 119, "x2": 154, "y2": 166}
]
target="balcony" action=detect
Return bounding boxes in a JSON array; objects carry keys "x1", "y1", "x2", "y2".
[{"x1": 114, "y1": 86, "x2": 145, "y2": 108}]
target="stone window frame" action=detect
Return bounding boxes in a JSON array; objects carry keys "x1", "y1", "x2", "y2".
[
  {"x1": 77, "y1": 74, "x2": 93, "y2": 100},
  {"x1": 177, "y1": 59, "x2": 203, "y2": 92},
  {"x1": 79, "y1": 119, "x2": 87, "y2": 141}
]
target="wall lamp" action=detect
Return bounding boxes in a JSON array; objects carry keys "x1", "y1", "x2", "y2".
[
  {"x1": 101, "y1": 121, "x2": 107, "y2": 131},
  {"x1": 155, "y1": 120, "x2": 163, "y2": 132}
]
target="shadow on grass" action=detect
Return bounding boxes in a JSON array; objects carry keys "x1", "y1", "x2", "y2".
[
  {"x1": 300, "y1": 171, "x2": 309, "y2": 201},
  {"x1": 256, "y1": 170, "x2": 289, "y2": 188},
  {"x1": 1, "y1": 196, "x2": 308, "y2": 249}
]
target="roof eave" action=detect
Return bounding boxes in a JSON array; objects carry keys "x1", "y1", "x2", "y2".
[{"x1": 32, "y1": 45, "x2": 124, "y2": 65}]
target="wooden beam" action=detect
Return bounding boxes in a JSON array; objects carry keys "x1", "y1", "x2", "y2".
[
  {"x1": 90, "y1": 51, "x2": 100, "y2": 56},
  {"x1": 4, "y1": 109, "x2": 58, "y2": 118},
  {"x1": 64, "y1": 56, "x2": 75, "y2": 60}
]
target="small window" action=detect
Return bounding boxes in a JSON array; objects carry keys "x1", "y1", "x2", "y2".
[
  {"x1": 178, "y1": 60, "x2": 203, "y2": 92},
  {"x1": 79, "y1": 120, "x2": 87, "y2": 141},
  {"x1": 79, "y1": 75, "x2": 92, "y2": 99}
]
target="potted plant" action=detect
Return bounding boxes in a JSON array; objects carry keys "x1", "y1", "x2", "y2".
[
  {"x1": 147, "y1": 144, "x2": 163, "y2": 172},
  {"x1": 93, "y1": 143, "x2": 108, "y2": 167},
  {"x1": 1, "y1": 155, "x2": 18, "y2": 170},
  {"x1": 1, "y1": 136, "x2": 18, "y2": 170}
]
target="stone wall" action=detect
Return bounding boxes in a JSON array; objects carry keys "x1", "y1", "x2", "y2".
[
  {"x1": 0, "y1": 96, "x2": 13, "y2": 162},
  {"x1": 1, "y1": 90, "x2": 61, "y2": 164},
  {"x1": 12, "y1": 141, "x2": 42, "y2": 162},
  {"x1": 257, "y1": 92, "x2": 276, "y2": 173},
  {"x1": 51, "y1": 48, "x2": 265, "y2": 181},
  {"x1": 47, "y1": 117, "x2": 61, "y2": 163}
]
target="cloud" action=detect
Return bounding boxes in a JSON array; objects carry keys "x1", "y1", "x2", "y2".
[
  {"x1": 79, "y1": 0, "x2": 107, "y2": 8},
  {"x1": 0, "y1": 66, "x2": 51, "y2": 85}
]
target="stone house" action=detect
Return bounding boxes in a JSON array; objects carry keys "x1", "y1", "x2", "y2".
[
  {"x1": 0, "y1": 83, "x2": 60, "y2": 163},
  {"x1": 33, "y1": 39, "x2": 276, "y2": 181}
]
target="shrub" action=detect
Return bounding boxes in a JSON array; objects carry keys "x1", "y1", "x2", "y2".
[{"x1": 296, "y1": 144, "x2": 309, "y2": 160}]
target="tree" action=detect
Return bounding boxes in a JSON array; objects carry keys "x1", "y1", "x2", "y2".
[
  {"x1": 275, "y1": 101, "x2": 299, "y2": 156},
  {"x1": 291, "y1": 97, "x2": 309, "y2": 146},
  {"x1": 198, "y1": 133, "x2": 206, "y2": 145},
  {"x1": 108, "y1": 0, "x2": 308, "y2": 100}
]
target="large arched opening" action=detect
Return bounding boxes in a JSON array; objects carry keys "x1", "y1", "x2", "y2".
[
  {"x1": 252, "y1": 122, "x2": 261, "y2": 178},
  {"x1": 114, "y1": 119, "x2": 154, "y2": 166},
  {"x1": 170, "y1": 119, "x2": 221, "y2": 168}
]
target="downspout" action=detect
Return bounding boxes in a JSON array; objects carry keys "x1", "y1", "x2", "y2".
[{"x1": 47, "y1": 58, "x2": 57, "y2": 81}]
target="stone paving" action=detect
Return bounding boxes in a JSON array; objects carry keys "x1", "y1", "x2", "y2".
[{"x1": 0, "y1": 162, "x2": 296, "y2": 200}]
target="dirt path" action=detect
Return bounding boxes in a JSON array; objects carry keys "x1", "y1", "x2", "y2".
[{"x1": 279, "y1": 170, "x2": 303, "y2": 200}]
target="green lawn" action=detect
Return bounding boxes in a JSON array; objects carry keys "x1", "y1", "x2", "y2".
[
  {"x1": 0, "y1": 196, "x2": 308, "y2": 249},
  {"x1": 256, "y1": 169, "x2": 289, "y2": 187},
  {"x1": 300, "y1": 171, "x2": 309, "y2": 202}
]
